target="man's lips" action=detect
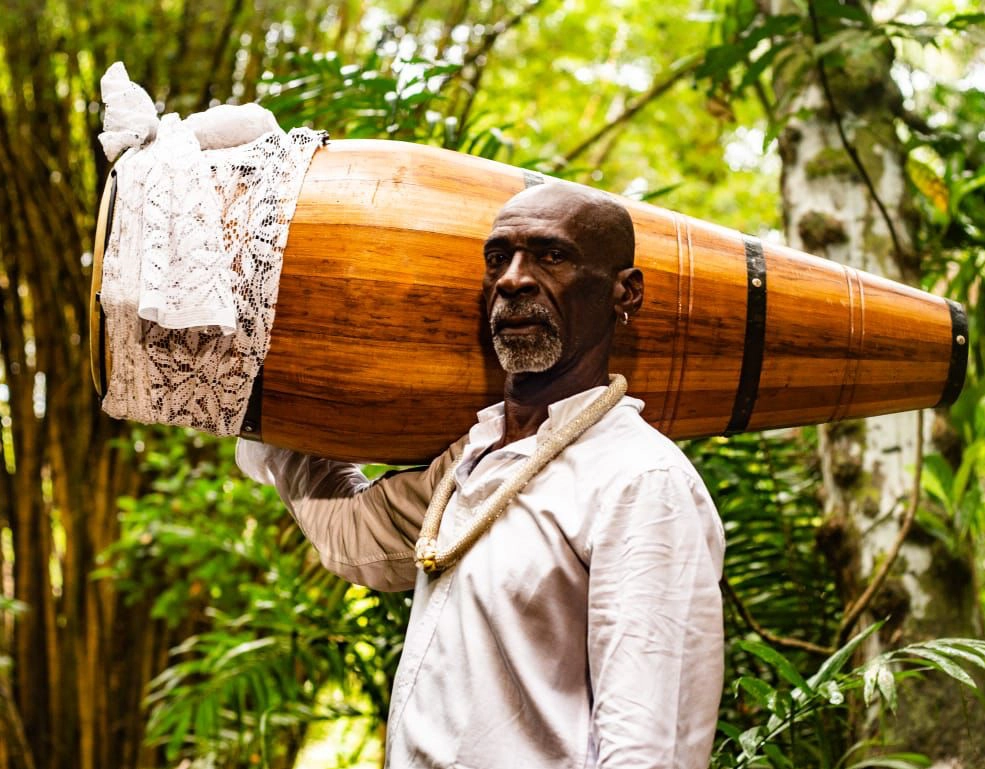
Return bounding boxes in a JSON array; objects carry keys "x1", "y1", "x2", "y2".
[{"x1": 493, "y1": 317, "x2": 548, "y2": 334}]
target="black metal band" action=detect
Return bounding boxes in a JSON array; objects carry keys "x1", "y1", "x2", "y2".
[
  {"x1": 725, "y1": 236, "x2": 768, "y2": 435},
  {"x1": 522, "y1": 170, "x2": 545, "y2": 188},
  {"x1": 936, "y1": 299, "x2": 969, "y2": 407},
  {"x1": 239, "y1": 365, "x2": 264, "y2": 440}
]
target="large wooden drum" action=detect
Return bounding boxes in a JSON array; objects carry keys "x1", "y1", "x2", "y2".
[{"x1": 90, "y1": 139, "x2": 968, "y2": 464}]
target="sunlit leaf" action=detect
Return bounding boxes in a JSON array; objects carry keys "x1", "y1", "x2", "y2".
[
  {"x1": 897, "y1": 648, "x2": 978, "y2": 689},
  {"x1": 809, "y1": 623, "x2": 881, "y2": 687},
  {"x1": 736, "y1": 640, "x2": 813, "y2": 694}
]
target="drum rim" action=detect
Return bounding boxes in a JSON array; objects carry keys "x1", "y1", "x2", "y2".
[{"x1": 89, "y1": 168, "x2": 116, "y2": 398}]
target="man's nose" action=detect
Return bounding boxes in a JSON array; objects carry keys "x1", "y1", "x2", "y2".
[{"x1": 496, "y1": 251, "x2": 538, "y2": 296}]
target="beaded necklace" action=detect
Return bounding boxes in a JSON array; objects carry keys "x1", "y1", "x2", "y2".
[{"x1": 414, "y1": 374, "x2": 628, "y2": 573}]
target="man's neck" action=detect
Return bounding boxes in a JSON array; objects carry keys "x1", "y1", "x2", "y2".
[{"x1": 494, "y1": 357, "x2": 610, "y2": 449}]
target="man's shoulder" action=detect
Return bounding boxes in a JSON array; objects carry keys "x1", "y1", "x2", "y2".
[
  {"x1": 577, "y1": 400, "x2": 702, "y2": 484},
  {"x1": 582, "y1": 404, "x2": 724, "y2": 555}
]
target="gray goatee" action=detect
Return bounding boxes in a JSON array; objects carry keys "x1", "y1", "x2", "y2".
[{"x1": 489, "y1": 300, "x2": 562, "y2": 373}]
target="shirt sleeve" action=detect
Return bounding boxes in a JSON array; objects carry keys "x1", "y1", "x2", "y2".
[
  {"x1": 587, "y1": 465, "x2": 725, "y2": 768},
  {"x1": 235, "y1": 437, "x2": 466, "y2": 592}
]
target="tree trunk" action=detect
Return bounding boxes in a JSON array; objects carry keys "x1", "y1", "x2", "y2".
[{"x1": 770, "y1": 1, "x2": 984, "y2": 763}]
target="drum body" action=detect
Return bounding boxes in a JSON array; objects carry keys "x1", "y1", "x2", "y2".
[{"x1": 91, "y1": 139, "x2": 967, "y2": 463}]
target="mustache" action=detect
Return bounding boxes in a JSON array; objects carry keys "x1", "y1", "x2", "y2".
[{"x1": 489, "y1": 300, "x2": 560, "y2": 335}]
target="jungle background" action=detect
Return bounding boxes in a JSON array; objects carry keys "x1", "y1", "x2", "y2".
[{"x1": 2, "y1": 0, "x2": 985, "y2": 767}]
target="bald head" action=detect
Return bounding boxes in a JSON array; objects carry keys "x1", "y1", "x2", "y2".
[{"x1": 494, "y1": 183, "x2": 636, "y2": 273}]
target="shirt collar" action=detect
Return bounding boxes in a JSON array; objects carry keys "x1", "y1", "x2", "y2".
[{"x1": 464, "y1": 384, "x2": 645, "y2": 462}]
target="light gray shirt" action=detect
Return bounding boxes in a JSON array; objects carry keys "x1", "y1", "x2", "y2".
[{"x1": 237, "y1": 386, "x2": 725, "y2": 768}]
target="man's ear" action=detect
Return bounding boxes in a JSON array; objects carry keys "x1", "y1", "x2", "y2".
[{"x1": 613, "y1": 267, "x2": 644, "y2": 320}]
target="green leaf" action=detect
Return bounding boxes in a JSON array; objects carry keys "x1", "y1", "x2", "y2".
[
  {"x1": 812, "y1": 0, "x2": 871, "y2": 24},
  {"x1": 216, "y1": 637, "x2": 279, "y2": 668},
  {"x1": 921, "y1": 454, "x2": 955, "y2": 514},
  {"x1": 899, "y1": 648, "x2": 978, "y2": 689},
  {"x1": 768, "y1": 689, "x2": 792, "y2": 719},
  {"x1": 877, "y1": 663, "x2": 897, "y2": 713},
  {"x1": 811, "y1": 28, "x2": 871, "y2": 60},
  {"x1": 165, "y1": 706, "x2": 191, "y2": 760},
  {"x1": 923, "y1": 639, "x2": 985, "y2": 671},
  {"x1": 736, "y1": 675, "x2": 777, "y2": 708},
  {"x1": 739, "y1": 725, "x2": 764, "y2": 758},
  {"x1": 639, "y1": 182, "x2": 684, "y2": 202},
  {"x1": 763, "y1": 742, "x2": 795, "y2": 768},
  {"x1": 697, "y1": 44, "x2": 749, "y2": 80},
  {"x1": 0, "y1": 596, "x2": 28, "y2": 615},
  {"x1": 946, "y1": 13, "x2": 985, "y2": 30},
  {"x1": 951, "y1": 440, "x2": 985, "y2": 508},
  {"x1": 845, "y1": 754, "x2": 932, "y2": 769},
  {"x1": 862, "y1": 659, "x2": 886, "y2": 706},
  {"x1": 737, "y1": 639, "x2": 813, "y2": 694},
  {"x1": 717, "y1": 719, "x2": 743, "y2": 742},
  {"x1": 737, "y1": 41, "x2": 790, "y2": 94},
  {"x1": 809, "y1": 622, "x2": 881, "y2": 687}
]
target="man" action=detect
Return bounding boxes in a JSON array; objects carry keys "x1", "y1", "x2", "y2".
[{"x1": 237, "y1": 183, "x2": 725, "y2": 767}]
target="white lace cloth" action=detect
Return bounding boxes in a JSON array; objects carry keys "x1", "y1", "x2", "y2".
[
  {"x1": 98, "y1": 62, "x2": 326, "y2": 436},
  {"x1": 119, "y1": 113, "x2": 238, "y2": 334}
]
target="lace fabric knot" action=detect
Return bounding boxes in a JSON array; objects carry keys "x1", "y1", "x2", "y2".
[{"x1": 98, "y1": 62, "x2": 159, "y2": 162}]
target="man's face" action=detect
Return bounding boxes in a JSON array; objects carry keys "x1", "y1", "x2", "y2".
[{"x1": 482, "y1": 190, "x2": 616, "y2": 375}]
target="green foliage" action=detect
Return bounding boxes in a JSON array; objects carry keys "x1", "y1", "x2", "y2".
[
  {"x1": 114, "y1": 424, "x2": 846, "y2": 768},
  {"x1": 919, "y1": 423, "x2": 985, "y2": 559},
  {"x1": 695, "y1": 1, "x2": 985, "y2": 147},
  {"x1": 144, "y1": 582, "x2": 408, "y2": 767},
  {"x1": 98, "y1": 431, "x2": 410, "y2": 767},
  {"x1": 713, "y1": 625, "x2": 985, "y2": 768},
  {"x1": 903, "y1": 27, "x2": 985, "y2": 610},
  {"x1": 909, "y1": 83, "x2": 985, "y2": 253},
  {"x1": 0, "y1": 595, "x2": 27, "y2": 616},
  {"x1": 260, "y1": 50, "x2": 462, "y2": 143},
  {"x1": 97, "y1": 429, "x2": 293, "y2": 628}
]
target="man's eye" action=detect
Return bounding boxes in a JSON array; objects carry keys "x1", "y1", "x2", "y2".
[
  {"x1": 484, "y1": 251, "x2": 507, "y2": 268},
  {"x1": 541, "y1": 249, "x2": 565, "y2": 264}
]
